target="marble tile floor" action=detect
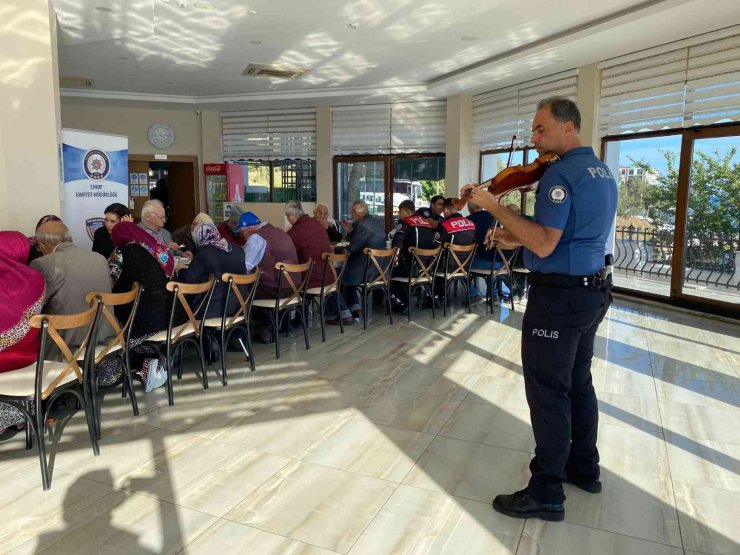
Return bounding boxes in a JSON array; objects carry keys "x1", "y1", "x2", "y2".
[{"x1": 0, "y1": 297, "x2": 738, "y2": 554}]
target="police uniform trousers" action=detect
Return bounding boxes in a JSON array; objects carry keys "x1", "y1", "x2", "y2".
[{"x1": 521, "y1": 278, "x2": 611, "y2": 504}]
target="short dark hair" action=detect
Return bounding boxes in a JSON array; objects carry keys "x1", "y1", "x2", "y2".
[
  {"x1": 104, "y1": 202, "x2": 131, "y2": 219},
  {"x1": 430, "y1": 195, "x2": 445, "y2": 205},
  {"x1": 443, "y1": 198, "x2": 456, "y2": 210},
  {"x1": 537, "y1": 96, "x2": 581, "y2": 131},
  {"x1": 398, "y1": 200, "x2": 415, "y2": 213}
]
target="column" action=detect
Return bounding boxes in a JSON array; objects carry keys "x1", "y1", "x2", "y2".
[
  {"x1": 577, "y1": 63, "x2": 602, "y2": 152},
  {"x1": 0, "y1": 0, "x2": 62, "y2": 234},
  {"x1": 445, "y1": 94, "x2": 477, "y2": 197},
  {"x1": 315, "y1": 106, "x2": 333, "y2": 211}
]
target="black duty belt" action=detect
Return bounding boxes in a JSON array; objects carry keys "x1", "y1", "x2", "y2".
[{"x1": 530, "y1": 269, "x2": 611, "y2": 290}]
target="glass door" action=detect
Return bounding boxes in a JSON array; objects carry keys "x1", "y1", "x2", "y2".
[
  {"x1": 336, "y1": 158, "x2": 388, "y2": 230},
  {"x1": 677, "y1": 127, "x2": 740, "y2": 308}
]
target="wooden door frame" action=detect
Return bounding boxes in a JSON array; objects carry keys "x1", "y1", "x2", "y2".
[{"x1": 128, "y1": 154, "x2": 201, "y2": 215}]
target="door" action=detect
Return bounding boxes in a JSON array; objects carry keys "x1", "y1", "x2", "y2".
[
  {"x1": 167, "y1": 162, "x2": 197, "y2": 232},
  {"x1": 676, "y1": 125, "x2": 740, "y2": 309}
]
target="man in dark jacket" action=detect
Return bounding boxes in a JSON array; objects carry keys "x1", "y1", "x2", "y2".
[
  {"x1": 389, "y1": 200, "x2": 435, "y2": 311},
  {"x1": 340, "y1": 200, "x2": 386, "y2": 318}
]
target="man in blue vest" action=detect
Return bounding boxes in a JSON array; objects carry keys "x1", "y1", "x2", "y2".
[{"x1": 469, "y1": 96, "x2": 617, "y2": 522}]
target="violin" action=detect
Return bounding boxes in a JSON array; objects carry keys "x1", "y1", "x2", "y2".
[{"x1": 452, "y1": 151, "x2": 559, "y2": 210}]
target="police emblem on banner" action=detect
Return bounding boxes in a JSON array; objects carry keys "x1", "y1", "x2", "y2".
[
  {"x1": 83, "y1": 149, "x2": 111, "y2": 180},
  {"x1": 86, "y1": 217, "x2": 105, "y2": 241},
  {"x1": 548, "y1": 185, "x2": 567, "y2": 204}
]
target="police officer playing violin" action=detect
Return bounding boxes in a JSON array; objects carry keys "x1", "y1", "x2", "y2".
[{"x1": 468, "y1": 97, "x2": 617, "y2": 522}]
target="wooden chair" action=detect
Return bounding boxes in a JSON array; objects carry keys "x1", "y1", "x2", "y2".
[
  {"x1": 305, "y1": 252, "x2": 347, "y2": 342},
  {"x1": 84, "y1": 283, "x2": 143, "y2": 439},
  {"x1": 434, "y1": 242, "x2": 477, "y2": 316},
  {"x1": 0, "y1": 301, "x2": 103, "y2": 490},
  {"x1": 390, "y1": 246, "x2": 440, "y2": 322},
  {"x1": 359, "y1": 247, "x2": 398, "y2": 330},
  {"x1": 469, "y1": 246, "x2": 520, "y2": 312},
  {"x1": 140, "y1": 276, "x2": 216, "y2": 406},
  {"x1": 252, "y1": 261, "x2": 313, "y2": 359},
  {"x1": 203, "y1": 270, "x2": 260, "y2": 384}
]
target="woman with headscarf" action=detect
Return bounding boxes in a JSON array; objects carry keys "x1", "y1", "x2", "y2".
[
  {"x1": 27, "y1": 215, "x2": 63, "y2": 264},
  {"x1": 0, "y1": 231, "x2": 46, "y2": 432},
  {"x1": 178, "y1": 223, "x2": 246, "y2": 319},
  {"x1": 109, "y1": 222, "x2": 178, "y2": 392},
  {"x1": 171, "y1": 212, "x2": 214, "y2": 255}
]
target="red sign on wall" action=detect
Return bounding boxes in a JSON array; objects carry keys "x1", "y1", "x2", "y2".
[{"x1": 204, "y1": 163, "x2": 227, "y2": 175}]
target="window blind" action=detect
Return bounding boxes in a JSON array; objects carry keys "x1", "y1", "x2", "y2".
[
  {"x1": 221, "y1": 108, "x2": 317, "y2": 160},
  {"x1": 332, "y1": 101, "x2": 446, "y2": 155},
  {"x1": 598, "y1": 27, "x2": 740, "y2": 135},
  {"x1": 473, "y1": 70, "x2": 578, "y2": 150}
]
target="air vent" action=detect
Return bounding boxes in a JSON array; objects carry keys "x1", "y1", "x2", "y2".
[
  {"x1": 242, "y1": 63, "x2": 308, "y2": 80},
  {"x1": 60, "y1": 77, "x2": 95, "y2": 89}
]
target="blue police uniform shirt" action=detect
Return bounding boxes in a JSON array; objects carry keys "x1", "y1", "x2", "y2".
[{"x1": 524, "y1": 146, "x2": 617, "y2": 276}]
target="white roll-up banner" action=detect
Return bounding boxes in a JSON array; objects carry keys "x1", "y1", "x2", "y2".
[{"x1": 61, "y1": 129, "x2": 129, "y2": 249}]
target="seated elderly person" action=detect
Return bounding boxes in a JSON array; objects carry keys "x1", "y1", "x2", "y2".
[
  {"x1": 217, "y1": 205, "x2": 247, "y2": 247},
  {"x1": 178, "y1": 223, "x2": 246, "y2": 318},
  {"x1": 110, "y1": 222, "x2": 178, "y2": 391},
  {"x1": 27, "y1": 215, "x2": 63, "y2": 264},
  {"x1": 236, "y1": 211, "x2": 299, "y2": 343},
  {"x1": 139, "y1": 199, "x2": 179, "y2": 251},
  {"x1": 92, "y1": 203, "x2": 133, "y2": 260},
  {"x1": 0, "y1": 231, "x2": 46, "y2": 434},
  {"x1": 171, "y1": 212, "x2": 213, "y2": 254},
  {"x1": 287, "y1": 200, "x2": 352, "y2": 325},
  {"x1": 339, "y1": 200, "x2": 386, "y2": 319},
  {"x1": 313, "y1": 203, "x2": 342, "y2": 243},
  {"x1": 30, "y1": 220, "x2": 120, "y2": 386}
]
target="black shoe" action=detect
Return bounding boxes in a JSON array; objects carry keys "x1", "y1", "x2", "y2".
[
  {"x1": 492, "y1": 489, "x2": 564, "y2": 521},
  {"x1": 566, "y1": 476, "x2": 602, "y2": 494}
]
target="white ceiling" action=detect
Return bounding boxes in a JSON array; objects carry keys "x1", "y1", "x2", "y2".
[{"x1": 54, "y1": 0, "x2": 740, "y2": 110}]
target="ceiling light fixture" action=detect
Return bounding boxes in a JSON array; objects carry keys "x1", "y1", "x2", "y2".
[
  {"x1": 250, "y1": 40, "x2": 263, "y2": 45},
  {"x1": 248, "y1": 9, "x2": 257, "y2": 15},
  {"x1": 95, "y1": 6, "x2": 113, "y2": 12},
  {"x1": 349, "y1": 22, "x2": 359, "y2": 30},
  {"x1": 193, "y1": 1, "x2": 215, "y2": 9},
  {"x1": 461, "y1": 36, "x2": 480, "y2": 42},
  {"x1": 117, "y1": 56, "x2": 129, "y2": 60}
]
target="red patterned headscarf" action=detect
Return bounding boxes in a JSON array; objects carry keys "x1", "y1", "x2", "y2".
[
  {"x1": 110, "y1": 222, "x2": 174, "y2": 278},
  {"x1": 0, "y1": 231, "x2": 46, "y2": 350}
]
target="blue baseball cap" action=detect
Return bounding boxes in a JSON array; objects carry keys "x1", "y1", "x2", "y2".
[{"x1": 234, "y1": 211, "x2": 261, "y2": 232}]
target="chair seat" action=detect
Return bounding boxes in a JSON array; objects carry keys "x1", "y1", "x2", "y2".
[
  {"x1": 305, "y1": 285, "x2": 337, "y2": 296},
  {"x1": 513, "y1": 267, "x2": 531, "y2": 273},
  {"x1": 391, "y1": 276, "x2": 432, "y2": 283},
  {"x1": 75, "y1": 342, "x2": 123, "y2": 361},
  {"x1": 470, "y1": 268, "x2": 508, "y2": 276},
  {"x1": 434, "y1": 272, "x2": 466, "y2": 278},
  {"x1": 147, "y1": 322, "x2": 198, "y2": 342},
  {"x1": 252, "y1": 298, "x2": 300, "y2": 309},
  {"x1": 0, "y1": 361, "x2": 79, "y2": 398},
  {"x1": 203, "y1": 315, "x2": 244, "y2": 328}
]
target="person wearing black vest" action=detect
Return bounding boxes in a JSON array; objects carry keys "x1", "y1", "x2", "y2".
[
  {"x1": 415, "y1": 194, "x2": 445, "y2": 229},
  {"x1": 434, "y1": 198, "x2": 476, "y2": 268},
  {"x1": 389, "y1": 200, "x2": 435, "y2": 311}
]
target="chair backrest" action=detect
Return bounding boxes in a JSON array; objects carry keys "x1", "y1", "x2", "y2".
[
  {"x1": 319, "y1": 252, "x2": 347, "y2": 293},
  {"x1": 439, "y1": 242, "x2": 477, "y2": 278},
  {"x1": 84, "y1": 283, "x2": 142, "y2": 363},
  {"x1": 220, "y1": 270, "x2": 260, "y2": 329},
  {"x1": 362, "y1": 247, "x2": 397, "y2": 288},
  {"x1": 166, "y1": 276, "x2": 217, "y2": 342},
  {"x1": 29, "y1": 300, "x2": 103, "y2": 400},
  {"x1": 408, "y1": 246, "x2": 441, "y2": 285},
  {"x1": 274, "y1": 260, "x2": 313, "y2": 309}
]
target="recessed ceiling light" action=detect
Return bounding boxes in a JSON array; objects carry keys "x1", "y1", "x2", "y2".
[
  {"x1": 250, "y1": 40, "x2": 263, "y2": 45},
  {"x1": 349, "y1": 22, "x2": 360, "y2": 30},
  {"x1": 95, "y1": 6, "x2": 113, "y2": 12},
  {"x1": 193, "y1": 1, "x2": 215, "y2": 9},
  {"x1": 248, "y1": 9, "x2": 257, "y2": 15},
  {"x1": 117, "y1": 56, "x2": 129, "y2": 60},
  {"x1": 461, "y1": 36, "x2": 479, "y2": 41}
]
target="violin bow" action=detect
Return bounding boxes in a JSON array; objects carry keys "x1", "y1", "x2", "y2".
[{"x1": 486, "y1": 135, "x2": 517, "y2": 249}]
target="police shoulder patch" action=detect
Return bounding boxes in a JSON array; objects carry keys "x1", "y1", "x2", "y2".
[{"x1": 548, "y1": 185, "x2": 568, "y2": 204}]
